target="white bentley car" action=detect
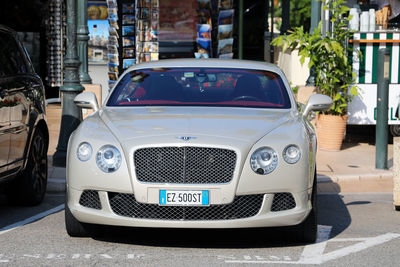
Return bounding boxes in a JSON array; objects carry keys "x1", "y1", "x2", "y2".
[{"x1": 66, "y1": 59, "x2": 332, "y2": 242}]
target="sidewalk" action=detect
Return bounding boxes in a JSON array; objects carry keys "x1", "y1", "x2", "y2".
[
  {"x1": 316, "y1": 142, "x2": 393, "y2": 193},
  {"x1": 47, "y1": 142, "x2": 395, "y2": 194}
]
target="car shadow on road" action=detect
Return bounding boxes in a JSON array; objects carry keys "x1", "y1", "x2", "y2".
[
  {"x1": 89, "y1": 193, "x2": 352, "y2": 248},
  {"x1": 318, "y1": 193, "x2": 352, "y2": 239},
  {"x1": 91, "y1": 225, "x2": 304, "y2": 248}
]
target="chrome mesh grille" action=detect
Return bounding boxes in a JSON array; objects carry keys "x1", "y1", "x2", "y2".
[
  {"x1": 108, "y1": 193, "x2": 263, "y2": 220},
  {"x1": 79, "y1": 190, "x2": 101, "y2": 210},
  {"x1": 270, "y1": 193, "x2": 296, "y2": 212},
  {"x1": 134, "y1": 147, "x2": 236, "y2": 184}
]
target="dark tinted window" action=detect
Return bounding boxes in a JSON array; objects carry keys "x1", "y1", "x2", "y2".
[
  {"x1": 0, "y1": 32, "x2": 27, "y2": 76},
  {"x1": 107, "y1": 68, "x2": 291, "y2": 109}
]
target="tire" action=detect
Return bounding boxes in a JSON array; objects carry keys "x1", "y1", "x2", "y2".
[
  {"x1": 390, "y1": 125, "x2": 400, "y2": 137},
  {"x1": 6, "y1": 129, "x2": 48, "y2": 206},
  {"x1": 291, "y1": 171, "x2": 318, "y2": 243},
  {"x1": 65, "y1": 204, "x2": 89, "y2": 237}
]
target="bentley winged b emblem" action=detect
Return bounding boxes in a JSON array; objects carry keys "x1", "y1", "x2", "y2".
[{"x1": 176, "y1": 136, "x2": 197, "y2": 141}]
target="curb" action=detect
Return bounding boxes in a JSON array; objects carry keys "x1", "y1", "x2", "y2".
[{"x1": 317, "y1": 171, "x2": 393, "y2": 183}]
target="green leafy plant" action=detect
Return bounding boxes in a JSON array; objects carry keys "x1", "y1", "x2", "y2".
[
  {"x1": 290, "y1": 82, "x2": 299, "y2": 94},
  {"x1": 274, "y1": 0, "x2": 311, "y2": 33},
  {"x1": 271, "y1": 0, "x2": 358, "y2": 116}
]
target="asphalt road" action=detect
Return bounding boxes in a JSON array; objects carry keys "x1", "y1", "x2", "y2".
[{"x1": 0, "y1": 192, "x2": 399, "y2": 266}]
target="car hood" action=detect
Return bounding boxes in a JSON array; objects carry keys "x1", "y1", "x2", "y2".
[{"x1": 99, "y1": 106, "x2": 295, "y2": 144}]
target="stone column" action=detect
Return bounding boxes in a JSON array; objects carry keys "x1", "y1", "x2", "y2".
[{"x1": 394, "y1": 137, "x2": 400, "y2": 210}]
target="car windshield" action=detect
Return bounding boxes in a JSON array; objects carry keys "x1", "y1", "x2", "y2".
[{"x1": 107, "y1": 67, "x2": 291, "y2": 109}]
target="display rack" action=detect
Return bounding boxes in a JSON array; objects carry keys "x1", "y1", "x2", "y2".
[
  {"x1": 216, "y1": 0, "x2": 234, "y2": 59},
  {"x1": 106, "y1": 0, "x2": 118, "y2": 89},
  {"x1": 45, "y1": 0, "x2": 65, "y2": 88},
  {"x1": 136, "y1": 0, "x2": 159, "y2": 63}
]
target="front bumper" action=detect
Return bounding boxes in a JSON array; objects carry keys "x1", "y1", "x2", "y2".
[{"x1": 67, "y1": 187, "x2": 310, "y2": 229}]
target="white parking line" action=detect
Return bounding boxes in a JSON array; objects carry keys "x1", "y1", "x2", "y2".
[
  {"x1": 223, "y1": 226, "x2": 400, "y2": 265},
  {"x1": 317, "y1": 233, "x2": 400, "y2": 264},
  {"x1": 225, "y1": 225, "x2": 332, "y2": 265},
  {"x1": 0, "y1": 204, "x2": 65, "y2": 235},
  {"x1": 298, "y1": 225, "x2": 332, "y2": 264}
]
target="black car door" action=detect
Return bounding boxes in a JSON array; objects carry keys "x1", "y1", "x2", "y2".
[
  {"x1": 0, "y1": 30, "x2": 34, "y2": 175},
  {"x1": 0, "y1": 79, "x2": 10, "y2": 175},
  {"x1": 4, "y1": 33, "x2": 32, "y2": 171}
]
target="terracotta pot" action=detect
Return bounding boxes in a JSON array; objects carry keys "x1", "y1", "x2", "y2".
[{"x1": 316, "y1": 114, "x2": 348, "y2": 151}]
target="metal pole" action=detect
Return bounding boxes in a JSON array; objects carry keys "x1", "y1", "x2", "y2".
[
  {"x1": 376, "y1": 48, "x2": 390, "y2": 170},
  {"x1": 264, "y1": 0, "x2": 270, "y2": 62},
  {"x1": 280, "y1": 0, "x2": 290, "y2": 35},
  {"x1": 310, "y1": 0, "x2": 321, "y2": 34},
  {"x1": 306, "y1": 0, "x2": 321, "y2": 86},
  {"x1": 269, "y1": 0, "x2": 274, "y2": 62},
  {"x1": 238, "y1": 0, "x2": 243, "y2": 59},
  {"x1": 77, "y1": 0, "x2": 92, "y2": 84},
  {"x1": 53, "y1": 0, "x2": 85, "y2": 167}
]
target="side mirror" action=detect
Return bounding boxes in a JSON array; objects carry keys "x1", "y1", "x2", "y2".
[
  {"x1": 302, "y1": 94, "x2": 333, "y2": 117},
  {"x1": 74, "y1": 92, "x2": 99, "y2": 112}
]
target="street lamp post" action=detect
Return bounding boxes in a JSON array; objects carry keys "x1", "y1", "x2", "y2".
[
  {"x1": 53, "y1": 0, "x2": 85, "y2": 167},
  {"x1": 77, "y1": 0, "x2": 92, "y2": 84}
]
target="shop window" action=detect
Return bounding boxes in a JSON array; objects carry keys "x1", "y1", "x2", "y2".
[{"x1": 159, "y1": 0, "x2": 197, "y2": 41}]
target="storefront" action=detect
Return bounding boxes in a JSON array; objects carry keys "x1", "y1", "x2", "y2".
[
  {"x1": 348, "y1": 32, "x2": 400, "y2": 127},
  {"x1": 0, "y1": 0, "x2": 268, "y2": 97},
  {"x1": 105, "y1": 0, "x2": 267, "y2": 89},
  {"x1": 345, "y1": 1, "x2": 400, "y2": 135}
]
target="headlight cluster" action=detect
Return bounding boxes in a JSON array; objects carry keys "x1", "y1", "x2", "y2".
[
  {"x1": 77, "y1": 143, "x2": 122, "y2": 173},
  {"x1": 250, "y1": 145, "x2": 301, "y2": 175}
]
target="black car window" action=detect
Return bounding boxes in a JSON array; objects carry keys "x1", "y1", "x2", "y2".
[
  {"x1": 107, "y1": 67, "x2": 291, "y2": 109},
  {"x1": 0, "y1": 32, "x2": 28, "y2": 77}
]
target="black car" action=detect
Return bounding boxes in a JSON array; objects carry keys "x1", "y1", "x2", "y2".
[{"x1": 0, "y1": 25, "x2": 49, "y2": 205}]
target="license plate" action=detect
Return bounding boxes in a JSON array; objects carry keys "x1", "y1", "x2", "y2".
[{"x1": 159, "y1": 190, "x2": 209, "y2": 206}]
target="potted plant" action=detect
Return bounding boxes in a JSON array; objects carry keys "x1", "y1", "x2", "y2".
[{"x1": 272, "y1": 0, "x2": 358, "y2": 150}]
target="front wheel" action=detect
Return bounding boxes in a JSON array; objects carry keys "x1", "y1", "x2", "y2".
[
  {"x1": 291, "y1": 172, "x2": 318, "y2": 243},
  {"x1": 390, "y1": 125, "x2": 400, "y2": 137},
  {"x1": 65, "y1": 204, "x2": 89, "y2": 237},
  {"x1": 6, "y1": 129, "x2": 48, "y2": 206}
]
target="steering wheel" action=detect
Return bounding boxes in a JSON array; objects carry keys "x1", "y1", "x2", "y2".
[{"x1": 232, "y1": 95, "x2": 260, "y2": 102}]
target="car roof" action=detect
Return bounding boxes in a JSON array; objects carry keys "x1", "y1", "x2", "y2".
[{"x1": 128, "y1": 58, "x2": 284, "y2": 74}]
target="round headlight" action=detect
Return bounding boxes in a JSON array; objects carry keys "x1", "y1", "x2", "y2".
[
  {"x1": 283, "y1": 145, "x2": 301, "y2": 164},
  {"x1": 250, "y1": 147, "x2": 278, "y2": 175},
  {"x1": 96, "y1": 145, "x2": 122, "y2": 173},
  {"x1": 77, "y1": 142, "x2": 92, "y2": 162}
]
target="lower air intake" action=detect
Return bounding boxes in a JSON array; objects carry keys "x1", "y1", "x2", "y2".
[
  {"x1": 108, "y1": 193, "x2": 263, "y2": 221},
  {"x1": 270, "y1": 192, "x2": 296, "y2": 212},
  {"x1": 79, "y1": 190, "x2": 101, "y2": 210}
]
